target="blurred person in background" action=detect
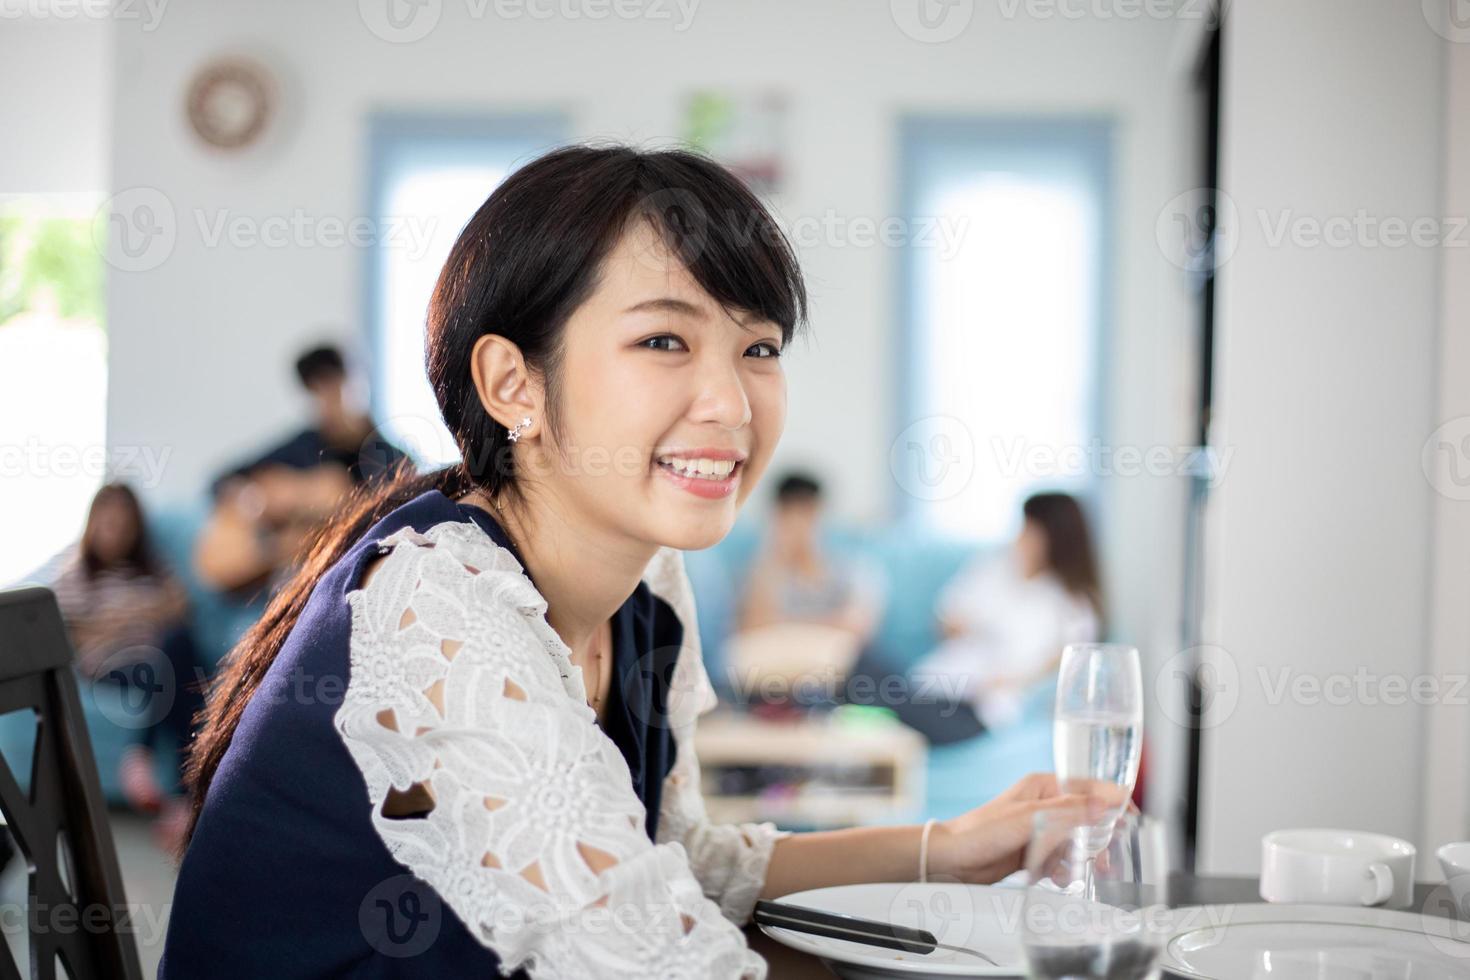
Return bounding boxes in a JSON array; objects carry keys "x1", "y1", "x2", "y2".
[
  {"x1": 737, "y1": 471, "x2": 885, "y2": 639},
  {"x1": 194, "y1": 343, "x2": 407, "y2": 597},
  {"x1": 843, "y1": 492, "x2": 1104, "y2": 744},
  {"x1": 50, "y1": 482, "x2": 208, "y2": 849},
  {"x1": 735, "y1": 471, "x2": 886, "y2": 719}
]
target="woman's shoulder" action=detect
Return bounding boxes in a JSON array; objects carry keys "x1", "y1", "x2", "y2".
[
  {"x1": 349, "y1": 499, "x2": 544, "y2": 626},
  {"x1": 336, "y1": 496, "x2": 589, "y2": 763},
  {"x1": 322, "y1": 489, "x2": 508, "y2": 595},
  {"x1": 351, "y1": 520, "x2": 540, "y2": 625}
]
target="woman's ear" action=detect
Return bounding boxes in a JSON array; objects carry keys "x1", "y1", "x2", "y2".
[{"x1": 469, "y1": 334, "x2": 541, "y2": 439}]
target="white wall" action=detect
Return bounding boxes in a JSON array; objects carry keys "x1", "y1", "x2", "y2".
[
  {"x1": 1423, "y1": 13, "x2": 1470, "y2": 853},
  {"x1": 0, "y1": 16, "x2": 111, "y2": 194},
  {"x1": 1200, "y1": 0, "x2": 1446, "y2": 872},
  {"x1": 105, "y1": 0, "x2": 1195, "y2": 513}
]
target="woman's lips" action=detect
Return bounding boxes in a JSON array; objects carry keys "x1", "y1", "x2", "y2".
[{"x1": 654, "y1": 458, "x2": 742, "y2": 499}]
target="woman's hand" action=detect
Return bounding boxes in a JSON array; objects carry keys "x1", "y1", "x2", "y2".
[{"x1": 925, "y1": 773, "x2": 1127, "y2": 884}]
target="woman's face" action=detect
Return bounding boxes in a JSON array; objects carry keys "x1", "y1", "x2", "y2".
[
  {"x1": 530, "y1": 221, "x2": 787, "y2": 552},
  {"x1": 1015, "y1": 517, "x2": 1050, "y2": 579},
  {"x1": 90, "y1": 494, "x2": 139, "y2": 565}
]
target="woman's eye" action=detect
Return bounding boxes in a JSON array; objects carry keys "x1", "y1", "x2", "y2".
[{"x1": 640, "y1": 335, "x2": 780, "y2": 358}]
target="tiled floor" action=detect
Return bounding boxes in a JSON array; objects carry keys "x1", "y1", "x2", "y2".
[{"x1": 1, "y1": 813, "x2": 176, "y2": 979}]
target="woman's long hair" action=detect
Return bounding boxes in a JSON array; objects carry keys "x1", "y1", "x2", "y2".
[
  {"x1": 1022, "y1": 492, "x2": 1105, "y2": 626},
  {"x1": 182, "y1": 144, "x2": 809, "y2": 845}
]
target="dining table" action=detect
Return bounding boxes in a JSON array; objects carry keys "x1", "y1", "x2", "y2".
[{"x1": 741, "y1": 872, "x2": 1469, "y2": 978}]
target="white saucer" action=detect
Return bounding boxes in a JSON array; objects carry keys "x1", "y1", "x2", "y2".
[
  {"x1": 755, "y1": 882, "x2": 1027, "y2": 978},
  {"x1": 1160, "y1": 903, "x2": 1470, "y2": 979}
]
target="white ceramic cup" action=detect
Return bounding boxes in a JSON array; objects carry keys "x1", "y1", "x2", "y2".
[
  {"x1": 1438, "y1": 841, "x2": 1470, "y2": 915},
  {"x1": 1260, "y1": 829, "x2": 1416, "y2": 909}
]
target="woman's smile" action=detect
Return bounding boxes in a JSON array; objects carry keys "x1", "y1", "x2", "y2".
[{"x1": 653, "y1": 448, "x2": 746, "y2": 499}]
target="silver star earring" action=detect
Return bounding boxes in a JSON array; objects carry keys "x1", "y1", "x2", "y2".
[{"x1": 506, "y1": 416, "x2": 533, "y2": 443}]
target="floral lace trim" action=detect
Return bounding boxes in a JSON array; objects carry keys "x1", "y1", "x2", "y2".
[{"x1": 336, "y1": 520, "x2": 767, "y2": 977}]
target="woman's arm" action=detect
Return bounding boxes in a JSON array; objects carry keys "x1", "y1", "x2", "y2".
[
  {"x1": 645, "y1": 549, "x2": 1093, "y2": 921},
  {"x1": 660, "y1": 694, "x2": 1126, "y2": 910},
  {"x1": 759, "y1": 773, "x2": 1092, "y2": 898},
  {"x1": 340, "y1": 523, "x2": 766, "y2": 979}
]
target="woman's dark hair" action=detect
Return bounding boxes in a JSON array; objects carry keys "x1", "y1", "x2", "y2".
[
  {"x1": 79, "y1": 482, "x2": 159, "y2": 579},
  {"x1": 1022, "y1": 492, "x2": 1104, "y2": 624},
  {"x1": 182, "y1": 143, "x2": 809, "y2": 847}
]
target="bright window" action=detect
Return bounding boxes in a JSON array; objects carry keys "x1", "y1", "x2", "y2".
[
  {"x1": 897, "y1": 119, "x2": 1111, "y2": 542},
  {"x1": 0, "y1": 195, "x2": 107, "y2": 584},
  {"x1": 367, "y1": 115, "x2": 567, "y2": 466}
]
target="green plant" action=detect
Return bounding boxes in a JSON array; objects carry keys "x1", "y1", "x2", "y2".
[{"x1": 0, "y1": 208, "x2": 104, "y2": 327}]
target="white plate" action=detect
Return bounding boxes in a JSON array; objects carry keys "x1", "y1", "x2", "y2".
[
  {"x1": 1160, "y1": 903, "x2": 1470, "y2": 979},
  {"x1": 755, "y1": 882, "x2": 1028, "y2": 978}
]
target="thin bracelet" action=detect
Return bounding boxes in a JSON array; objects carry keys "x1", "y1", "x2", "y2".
[{"x1": 919, "y1": 818, "x2": 937, "y2": 884}]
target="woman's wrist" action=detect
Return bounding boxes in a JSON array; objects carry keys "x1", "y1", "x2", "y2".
[{"x1": 923, "y1": 818, "x2": 967, "y2": 882}]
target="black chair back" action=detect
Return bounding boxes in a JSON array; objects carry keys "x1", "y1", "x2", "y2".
[{"x1": 0, "y1": 587, "x2": 142, "y2": 980}]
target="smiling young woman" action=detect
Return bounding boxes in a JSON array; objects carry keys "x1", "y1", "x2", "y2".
[{"x1": 160, "y1": 144, "x2": 1090, "y2": 979}]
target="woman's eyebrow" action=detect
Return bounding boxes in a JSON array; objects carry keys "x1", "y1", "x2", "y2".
[
  {"x1": 623, "y1": 296, "x2": 772, "y2": 332},
  {"x1": 622, "y1": 297, "x2": 706, "y2": 319}
]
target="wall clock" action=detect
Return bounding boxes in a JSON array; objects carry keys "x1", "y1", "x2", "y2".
[{"x1": 185, "y1": 57, "x2": 276, "y2": 151}]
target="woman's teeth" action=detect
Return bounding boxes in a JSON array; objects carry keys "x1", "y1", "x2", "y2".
[{"x1": 656, "y1": 456, "x2": 738, "y2": 480}]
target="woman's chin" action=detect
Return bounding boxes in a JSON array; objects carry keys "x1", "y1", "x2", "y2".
[{"x1": 651, "y1": 507, "x2": 738, "y2": 553}]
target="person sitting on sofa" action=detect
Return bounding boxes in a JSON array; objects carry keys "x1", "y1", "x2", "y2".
[
  {"x1": 841, "y1": 492, "x2": 1104, "y2": 745},
  {"x1": 50, "y1": 481, "x2": 209, "y2": 849},
  {"x1": 193, "y1": 343, "x2": 408, "y2": 598},
  {"x1": 737, "y1": 471, "x2": 885, "y2": 637},
  {"x1": 734, "y1": 471, "x2": 886, "y2": 716}
]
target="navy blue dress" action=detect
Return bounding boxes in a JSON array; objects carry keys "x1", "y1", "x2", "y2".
[{"x1": 161, "y1": 489, "x2": 683, "y2": 978}]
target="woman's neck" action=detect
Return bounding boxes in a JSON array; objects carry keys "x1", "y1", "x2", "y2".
[{"x1": 463, "y1": 487, "x2": 656, "y2": 654}]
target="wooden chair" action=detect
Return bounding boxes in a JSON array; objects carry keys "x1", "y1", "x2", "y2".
[{"x1": 0, "y1": 587, "x2": 142, "y2": 980}]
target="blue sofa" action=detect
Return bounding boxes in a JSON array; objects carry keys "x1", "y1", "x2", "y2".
[
  {"x1": 683, "y1": 519, "x2": 1056, "y2": 824},
  {"x1": 6, "y1": 503, "x2": 1055, "y2": 818}
]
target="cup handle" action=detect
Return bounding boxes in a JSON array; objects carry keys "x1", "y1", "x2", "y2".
[{"x1": 1361, "y1": 862, "x2": 1393, "y2": 906}]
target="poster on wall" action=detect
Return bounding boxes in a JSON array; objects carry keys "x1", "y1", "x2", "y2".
[{"x1": 680, "y1": 91, "x2": 788, "y2": 198}]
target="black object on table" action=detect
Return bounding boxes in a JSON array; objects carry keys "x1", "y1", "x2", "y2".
[{"x1": 753, "y1": 900, "x2": 1000, "y2": 965}]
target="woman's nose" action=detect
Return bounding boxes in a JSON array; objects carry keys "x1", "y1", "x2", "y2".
[{"x1": 689, "y1": 357, "x2": 752, "y2": 429}]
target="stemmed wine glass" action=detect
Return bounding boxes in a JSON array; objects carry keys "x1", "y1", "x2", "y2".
[{"x1": 1052, "y1": 643, "x2": 1144, "y2": 898}]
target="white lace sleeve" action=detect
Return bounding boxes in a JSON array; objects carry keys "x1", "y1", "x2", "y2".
[
  {"x1": 336, "y1": 521, "x2": 768, "y2": 979},
  {"x1": 643, "y1": 547, "x2": 796, "y2": 927}
]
